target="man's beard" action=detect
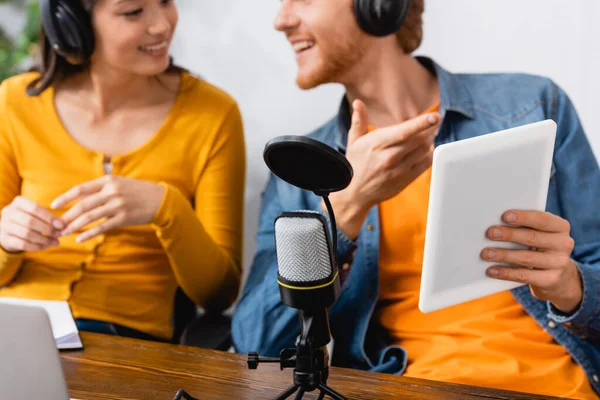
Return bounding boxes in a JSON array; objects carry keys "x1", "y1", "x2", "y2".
[{"x1": 296, "y1": 30, "x2": 368, "y2": 90}]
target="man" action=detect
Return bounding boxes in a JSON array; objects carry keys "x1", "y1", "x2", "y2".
[{"x1": 232, "y1": 0, "x2": 600, "y2": 397}]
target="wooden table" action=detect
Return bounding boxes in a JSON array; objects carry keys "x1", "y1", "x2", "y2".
[{"x1": 61, "y1": 333, "x2": 562, "y2": 400}]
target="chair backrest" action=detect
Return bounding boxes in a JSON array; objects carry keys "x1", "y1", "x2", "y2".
[
  {"x1": 172, "y1": 287, "x2": 233, "y2": 350},
  {"x1": 172, "y1": 287, "x2": 198, "y2": 343},
  {"x1": 179, "y1": 313, "x2": 232, "y2": 351}
]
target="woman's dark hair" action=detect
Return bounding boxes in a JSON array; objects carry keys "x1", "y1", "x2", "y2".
[{"x1": 26, "y1": 2, "x2": 183, "y2": 96}]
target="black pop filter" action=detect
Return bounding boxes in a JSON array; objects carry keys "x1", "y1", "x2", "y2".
[{"x1": 263, "y1": 136, "x2": 353, "y2": 195}]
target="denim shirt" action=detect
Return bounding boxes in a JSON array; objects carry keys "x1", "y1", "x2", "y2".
[{"x1": 232, "y1": 57, "x2": 600, "y2": 393}]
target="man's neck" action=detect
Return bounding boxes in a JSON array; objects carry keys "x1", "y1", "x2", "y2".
[{"x1": 343, "y1": 48, "x2": 440, "y2": 127}]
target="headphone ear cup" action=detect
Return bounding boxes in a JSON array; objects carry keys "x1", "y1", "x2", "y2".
[
  {"x1": 353, "y1": 0, "x2": 412, "y2": 37},
  {"x1": 59, "y1": 2, "x2": 95, "y2": 59},
  {"x1": 39, "y1": 0, "x2": 95, "y2": 61},
  {"x1": 40, "y1": 0, "x2": 65, "y2": 53}
]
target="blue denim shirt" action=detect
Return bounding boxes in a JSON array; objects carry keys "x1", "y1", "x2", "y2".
[{"x1": 232, "y1": 57, "x2": 600, "y2": 393}]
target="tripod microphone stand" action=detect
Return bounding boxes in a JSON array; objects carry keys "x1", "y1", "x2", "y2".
[
  {"x1": 247, "y1": 311, "x2": 347, "y2": 400},
  {"x1": 251, "y1": 135, "x2": 354, "y2": 400}
]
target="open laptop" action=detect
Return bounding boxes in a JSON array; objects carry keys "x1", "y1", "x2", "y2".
[{"x1": 0, "y1": 302, "x2": 72, "y2": 400}]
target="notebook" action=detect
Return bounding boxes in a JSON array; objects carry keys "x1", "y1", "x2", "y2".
[{"x1": 0, "y1": 297, "x2": 83, "y2": 350}]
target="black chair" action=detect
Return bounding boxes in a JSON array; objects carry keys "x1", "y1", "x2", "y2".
[{"x1": 172, "y1": 287, "x2": 232, "y2": 351}]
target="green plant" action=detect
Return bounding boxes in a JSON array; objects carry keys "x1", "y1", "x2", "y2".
[{"x1": 0, "y1": 0, "x2": 41, "y2": 83}]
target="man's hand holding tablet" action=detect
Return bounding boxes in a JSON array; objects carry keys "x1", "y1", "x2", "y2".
[{"x1": 483, "y1": 209, "x2": 582, "y2": 314}]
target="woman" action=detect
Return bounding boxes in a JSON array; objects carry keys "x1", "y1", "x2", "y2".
[{"x1": 0, "y1": 0, "x2": 245, "y2": 342}]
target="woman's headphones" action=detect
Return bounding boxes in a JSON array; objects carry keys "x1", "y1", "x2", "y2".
[
  {"x1": 354, "y1": 0, "x2": 412, "y2": 37},
  {"x1": 39, "y1": 0, "x2": 95, "y2": 62}
]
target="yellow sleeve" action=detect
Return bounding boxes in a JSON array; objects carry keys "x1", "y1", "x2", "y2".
[
  {"x1": 151, "y1": 103, "x2": 245, "y2": 313},
  {"x1": 0, "y1": 81, "x2": 25, "y2": 286}
]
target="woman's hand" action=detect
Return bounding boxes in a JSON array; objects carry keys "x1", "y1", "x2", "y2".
[
  {"x1": 52, "y1": 175, "x2": 165, "y2": 243},
  {"x1": 0, "y1": 196, "x2": 64, "y2": 252}
]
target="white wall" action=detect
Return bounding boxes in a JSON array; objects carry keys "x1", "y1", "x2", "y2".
[
  {"x1": 170, "y1": 1, "x2": 344, "y2": 281},
  {"x1": 171, "y1": 0, "x2": 600, "y2": 282},
  {"x1": 2, "y1": 1, "x2": 599, "y2": 283},
  {"x1": 418, "y1": 0, "x2": 600, "y2": 154}
]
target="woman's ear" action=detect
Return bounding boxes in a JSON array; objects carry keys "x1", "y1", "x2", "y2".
[{"x1": 66, "y1": 55, "x2": 86, "y2": 65}]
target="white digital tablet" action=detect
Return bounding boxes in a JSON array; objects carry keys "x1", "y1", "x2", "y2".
[{"x1": 418, "y1": 119, "x2": 557, "y2": 313}]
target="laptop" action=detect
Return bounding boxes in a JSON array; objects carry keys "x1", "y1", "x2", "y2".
[{"x1": 0, "y1": 302, "x2": 71, "y2": 400}]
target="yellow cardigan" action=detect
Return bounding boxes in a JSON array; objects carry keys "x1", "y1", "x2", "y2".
[{"x1": 0, "y1": 72, "x2": 245, "y2": 339}]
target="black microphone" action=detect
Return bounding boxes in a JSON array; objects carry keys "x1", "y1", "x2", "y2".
[
  {"x1": 246, "y1": 136, "x2": 352, "y2": 400},
  {"x1": 275, "y1": 210, "x2": 340, "y2": 350}
]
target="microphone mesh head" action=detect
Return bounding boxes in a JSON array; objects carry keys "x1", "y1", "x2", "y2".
[{"x1": 275, "y1": 212, "x2": 333, "y2": 283}]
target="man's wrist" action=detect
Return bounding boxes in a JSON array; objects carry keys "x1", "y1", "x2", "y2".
[
  {"x1": 326, "y1": 192, "x2": 369, "y2": 241},
  {"x1": 551, "y1": 265, "x2": 583, "y2": 314},
  {"x1": 551, "y1": 297, "x2": 582, "y2": 315}
]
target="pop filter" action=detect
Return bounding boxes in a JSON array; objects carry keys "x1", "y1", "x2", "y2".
[{"x1": 263, "y1": 136, "x2": 353, "y2": 196}]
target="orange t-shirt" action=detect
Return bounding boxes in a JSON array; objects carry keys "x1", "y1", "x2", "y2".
[{"x1": 375, "y1": 103, "x2": 597, "y2": 399}]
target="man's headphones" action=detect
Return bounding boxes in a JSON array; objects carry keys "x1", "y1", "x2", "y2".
[
  {"x1": 39, "y1": 0, "x2": 95, "y2": 62},
  {"x1": 354, "y1": 0, "x2": 412, "y2": 37}
]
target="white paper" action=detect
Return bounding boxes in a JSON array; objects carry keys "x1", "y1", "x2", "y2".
[{"x1": 0, "y1": 297, "x2": 83, "y2": 350}]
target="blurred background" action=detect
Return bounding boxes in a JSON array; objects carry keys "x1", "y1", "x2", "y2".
[{"x1": 1, "y1": 0, "x2": 599, "y2": 284}]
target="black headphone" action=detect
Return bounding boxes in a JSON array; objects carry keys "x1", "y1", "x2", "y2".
[
  {"x1": 39, "y1": 0, "x2": 95, "y2": 61},
  {"x1": 354, "y1": 0, "x2": 412, "y2": 37}
]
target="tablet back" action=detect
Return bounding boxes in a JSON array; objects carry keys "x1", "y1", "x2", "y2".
[{"x1": 419, "y1": 120, "x2": 557, "y2": 313}]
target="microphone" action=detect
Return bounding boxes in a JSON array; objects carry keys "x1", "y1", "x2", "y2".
[
  {"x1": 246, "y1": 136, "x2": 352, "y2": 400},
  {"x1": 275, "y1": 211, "x2": 340, "y2": 350}
]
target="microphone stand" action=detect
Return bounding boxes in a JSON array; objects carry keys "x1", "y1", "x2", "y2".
[
  {"x1": 172, "y1": 389, "x2": 199, "y2": 400},
  {"x1": 319, "y1": 194, "x2": 337, "y2": 258},
  {"x1": 248, "y1": 311, "x2": 346, "y2": 400},
  {"x1": 247, "y1": 193, "x2": 347, "y2": 400}
]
